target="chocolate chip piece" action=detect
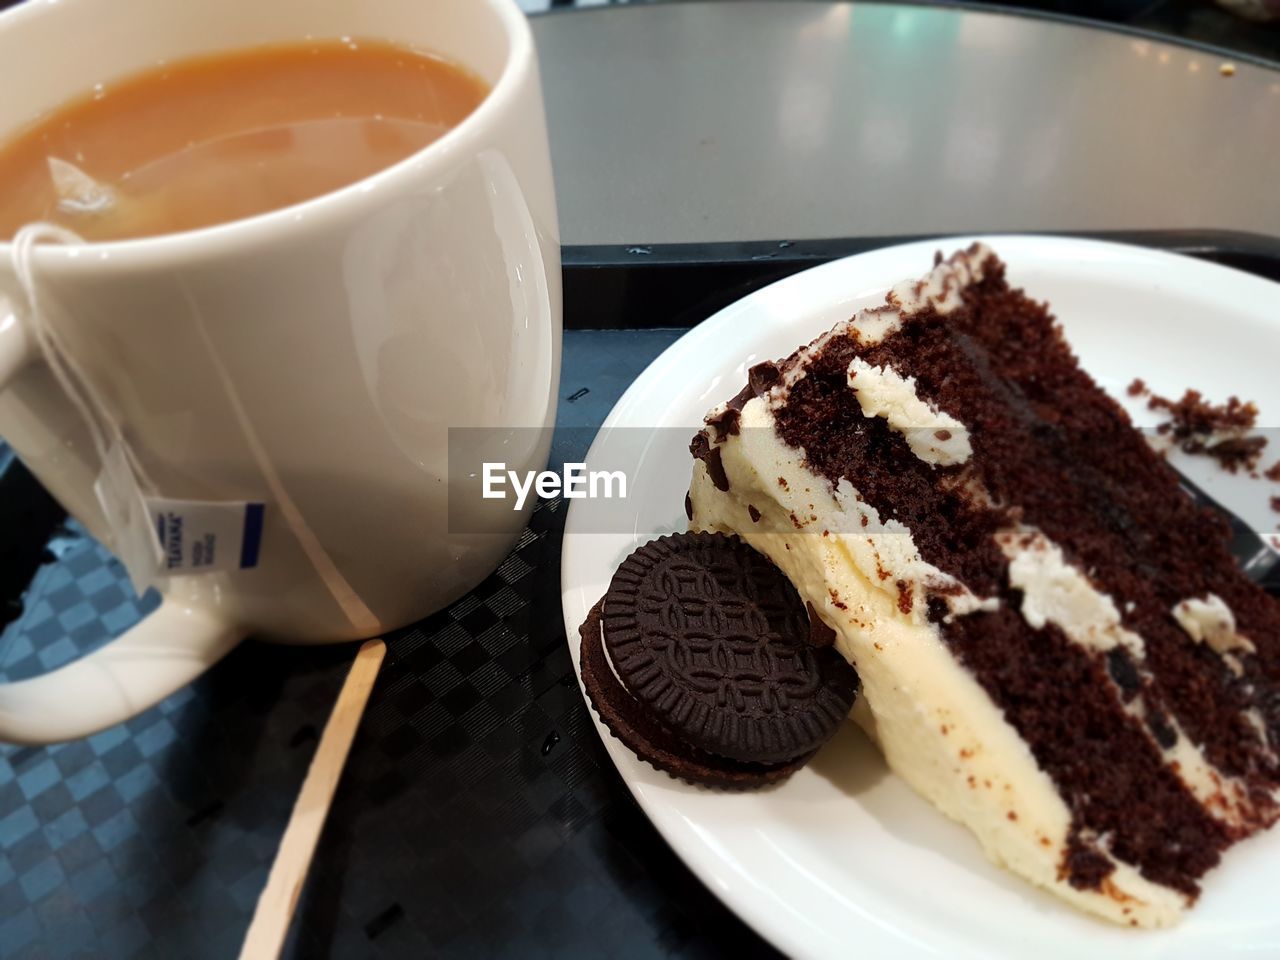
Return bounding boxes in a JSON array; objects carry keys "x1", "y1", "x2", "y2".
[
  {"x1": 806, "y1": 603, "x2": 837, "y2": 648},
  {"x1": 689, "y1": 433, "x2": 730, "y2": 492},
  {"x1": 1146, "y1": 708, "x2": 1179, "y2": 750},
  {"x1": 748, "y1": 361, "x2": 782, "y2": 395},
  {"x1": 705, "y1": 446, "x2": 730, "y2": 491},
  {"x1": 701, "y1": 361, "x2": 784, "y2": 443},
  {"x1": 1106, "y1": 649, "x2": 1142, "y2": 698},
  {"x1": 706, "y1": 405, "x2": 742, "y2": 439}
]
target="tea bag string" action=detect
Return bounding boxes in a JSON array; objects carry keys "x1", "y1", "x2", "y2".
[{"x1": 11, "y1": 222, "x2": 156, "y2": 494}]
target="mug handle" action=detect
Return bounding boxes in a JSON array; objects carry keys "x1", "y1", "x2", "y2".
[{"x1": 0, "y1": 297, "x2": 246, "y2": 744}]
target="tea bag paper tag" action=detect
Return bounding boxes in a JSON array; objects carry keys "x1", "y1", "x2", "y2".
[
  {"x1": 93, "y1": 440, "x2": 165, "y2": 595},
  {"x1": 146, "y1": 498, "x2": 266, "y2": 575}
]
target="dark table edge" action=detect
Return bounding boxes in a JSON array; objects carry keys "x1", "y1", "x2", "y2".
[
  {"x1": 561, "y1": 227, "x2": 1280, "y2": 329},
  {"x1": 563, "y1": 227, "x2": 1280, "y2": 268}
]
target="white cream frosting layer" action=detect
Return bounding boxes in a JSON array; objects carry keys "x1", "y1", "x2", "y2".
[
  {"x1": 996, "y1": 529, "x2": 1145, "y2": 658},
  {"x1": 846, "y1": 357, "x2": 972, "y2": 466},
  {"x1": 997, "y1": 527, "x2": 1257, "y2": 826},
  {"x1": 888, "y1": 245, "x2": 990, "y2": 317},
  {"x1": 689, "y1": 396, "x2": 1189, "y2": 928},
  {"x1": 785, "y1": 244, "x2": 995, "y2": 364},
  {"x1": 1173, "y1": 595, "x2": 1256, "y2": 656}
]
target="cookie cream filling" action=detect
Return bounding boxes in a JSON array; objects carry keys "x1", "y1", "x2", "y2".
[{"x1": 689, "y1": 395, "x2": 1188, "y2": 928}]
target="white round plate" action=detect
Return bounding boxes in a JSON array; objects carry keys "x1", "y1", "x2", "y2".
[{"x1": 559, "y1": 235, "x2": 1280, "y2": 960}]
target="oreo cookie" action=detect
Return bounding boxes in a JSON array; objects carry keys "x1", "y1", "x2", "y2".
[
  {"x1": 581, "y1": 532, "x2": 859, "y2": 786},
  {"x1": 579, "y1": 603, "x2": 811, "y2": 788}
]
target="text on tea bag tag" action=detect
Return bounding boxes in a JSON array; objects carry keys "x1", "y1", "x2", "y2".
[{"x1": 148, "y1": 498, "x2": 266, "y2": 574}]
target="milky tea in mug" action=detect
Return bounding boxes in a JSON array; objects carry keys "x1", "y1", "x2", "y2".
[
  {"x1": 0, "y1": 39, "x2": 489, "y2": 241},
  {"x1": 0, "y1": 0, "x2": 561, "y2": 745}
]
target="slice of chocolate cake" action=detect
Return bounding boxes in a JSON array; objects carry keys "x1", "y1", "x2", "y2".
[{"x1": 688, "y1": 244, "x2": 1280, "y2": 928}]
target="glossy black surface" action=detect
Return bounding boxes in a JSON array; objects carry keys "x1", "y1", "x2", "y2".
[{"x1": 561, "y1": 229, "x2": 1280, "y2": 328}]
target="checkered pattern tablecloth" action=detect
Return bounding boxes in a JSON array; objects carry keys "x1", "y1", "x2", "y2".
[{"x1": 0, "y1": 330, "x2": 782, "y2": 959}]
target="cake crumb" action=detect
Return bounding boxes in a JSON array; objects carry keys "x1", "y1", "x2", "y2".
[
  {"x1": 1126, "y1": 377, "x2": 1147, "y2": 397},
  {"x1": 1266, "y1": 462, "x2": 1280, "y2": 482},
  {"x1": 1202, "y1": 436, "x2": 1269, "y2": 472},
  {"x1": 1220, "y1": 62, "x2": 1236, "y2": 77},
  {"x1": 896, "y1": 580, "x2": 914, "y2": 614},
  {"x1": 1271, "y1": 496, "x2": 1280, "y2": 515},
  {"x1": 1147, "y1": 388, "x2": 1266, "y2": 472},
  {"x1": 1149, "y1": 388, "x2": 1257, "y2": 436}
]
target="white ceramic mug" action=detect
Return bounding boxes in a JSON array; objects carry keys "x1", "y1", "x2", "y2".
[{"x1": 0, "y1": 0, "x2": 561, "y2": 743}]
